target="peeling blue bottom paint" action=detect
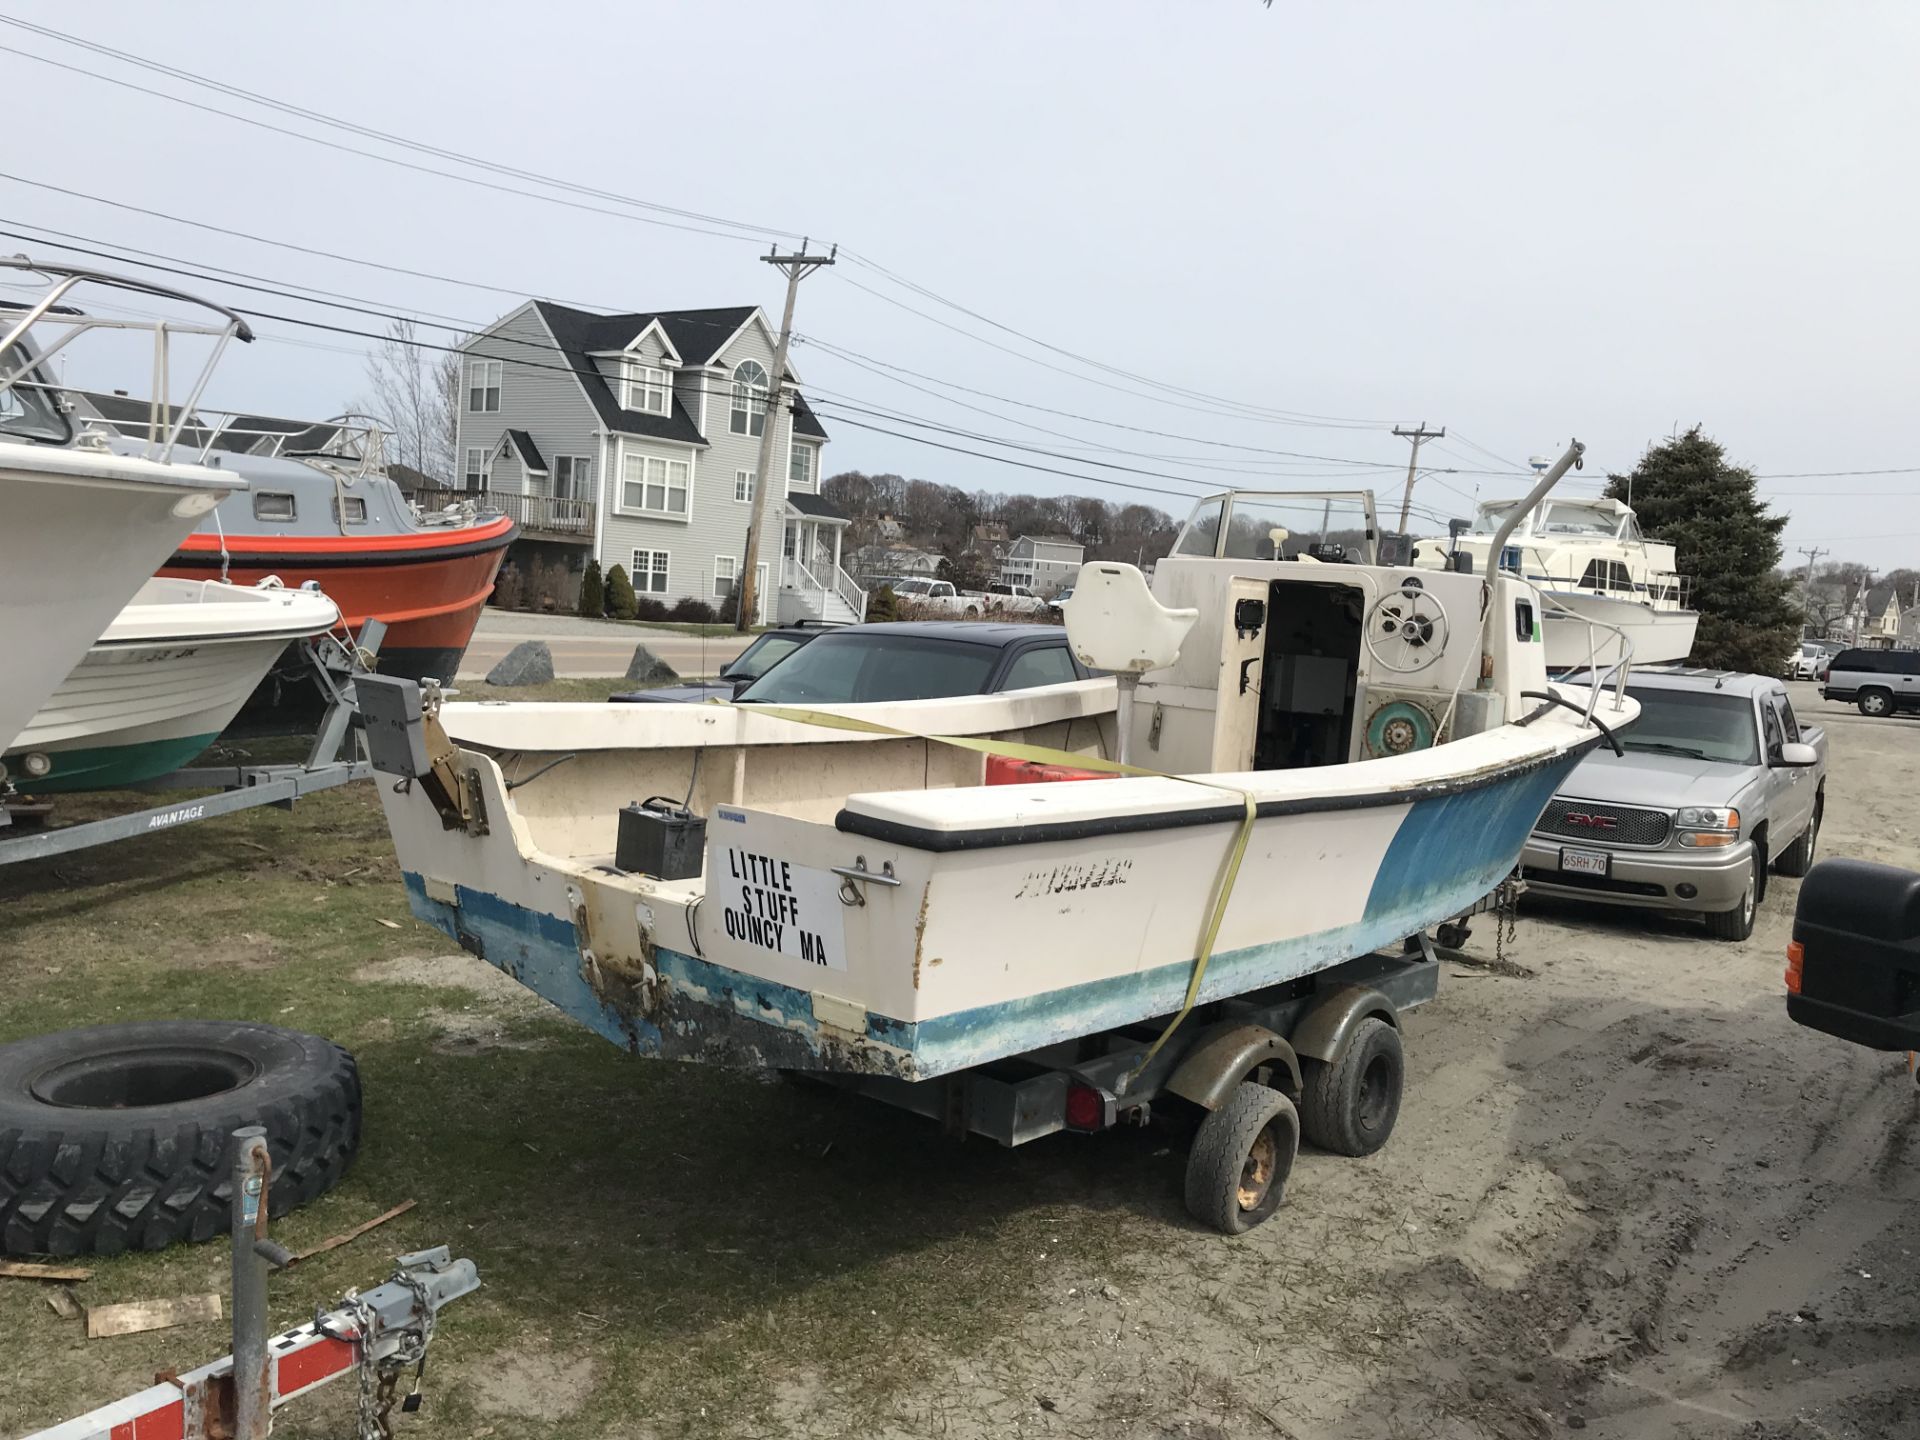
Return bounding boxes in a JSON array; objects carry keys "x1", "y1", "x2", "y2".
[{"x1": 402, "y1": 749, "x2": 1582, "y2": 1080}]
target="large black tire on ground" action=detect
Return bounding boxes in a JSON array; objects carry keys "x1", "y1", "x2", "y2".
[{"x1": 0, "y1": 1021, "x2": 360, "y2": 1256}]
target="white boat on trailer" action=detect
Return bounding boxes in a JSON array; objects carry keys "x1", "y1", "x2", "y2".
[
  {"x1": 0, "y1": 259, "x2": 250, "y2": 754},
  {"x1": 361, "y1": 445, "x2": 1637, "y2": 1230},
  {"x1": 6, "y1": 578, "x2": 341, "y2": 793}
]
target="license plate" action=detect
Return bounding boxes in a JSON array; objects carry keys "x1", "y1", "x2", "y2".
[{"x1": 1560, "y1": 846, "x2": 1611, "y2": 877}]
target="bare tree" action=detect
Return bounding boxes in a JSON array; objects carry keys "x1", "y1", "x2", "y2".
[{"x1": 358, "y1": 318, "x2": 461, "y2": 483}]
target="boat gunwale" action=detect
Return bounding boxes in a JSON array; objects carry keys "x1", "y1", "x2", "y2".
[{"x1": 832, "y1": 711, "x2": 1608, "y2": 854}]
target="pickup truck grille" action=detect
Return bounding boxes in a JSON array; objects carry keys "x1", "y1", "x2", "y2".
[{"x1": 1534, "y1": 798, "x2": 1671, "y2": 848}]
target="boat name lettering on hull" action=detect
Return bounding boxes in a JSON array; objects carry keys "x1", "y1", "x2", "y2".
[
  {"x1": 720, "y1": 847, "x2": 846, "y2": 970},
  {"x1": 1014, "y1": 858, "x2": 1133, "y2": 899}
]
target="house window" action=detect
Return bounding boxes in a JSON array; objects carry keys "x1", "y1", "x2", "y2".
[
  {"x1": 734, "y1": 469, "x2": 756, "y2": 504},
  {"x1": 620, "y1": 453, "x2": 689, "y2": 515},
  {"x1": 467, "y1": 359, "x2": 501, "y2": 413},
  {"x1": 714, "y1": 554, "x2": 738, "y2": 600},
  {"x1": 463, "y1": 447, "x2": 489, "y2": 492},
  {"x1": 553, "y1": 455, "x2": 591, "y2": 500},
  {"x1": 253, "y1": 491, "x2": 296, "y2": 521},
  {"x1": 789, "y1": 443, "x2": 813, "y2": 490},
  {"x1": 627, "y1": 365, "x2": 668, "y2": 415},
  {"x1": 334, "y1": 495, "x2": 367, "y2": 525},
  {"x1": 730, "y1": 360, "x2": 768, "y2": 436},
  {"x1": 631, "y1": 549, "x2": 670, "y2": 595}
]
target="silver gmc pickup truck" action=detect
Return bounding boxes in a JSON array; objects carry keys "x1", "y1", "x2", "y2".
[{"x1": 1520, "y1": 669, "x2": 1827, "y2": 941}]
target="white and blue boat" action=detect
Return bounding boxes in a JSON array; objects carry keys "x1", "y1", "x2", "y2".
[{"x1": 370, "y1": 457, "x2": 1638, "y2": 1085}]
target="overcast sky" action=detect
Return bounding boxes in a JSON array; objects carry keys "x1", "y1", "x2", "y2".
[{"x1": 8, "y1": 2, "x2": 1917, "y2": 569}]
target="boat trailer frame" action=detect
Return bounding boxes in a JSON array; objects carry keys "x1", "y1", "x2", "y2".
[{"x1": 0, "y1": 622, "x2": 386, "y2": 865}]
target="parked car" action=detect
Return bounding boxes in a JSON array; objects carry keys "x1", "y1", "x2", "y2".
[
  {"x1": 609, "y1": 621, "x2": 839, "y2": 704},
  {"x1": 1786, "y1": 857, "x2": 1920, "y2": 1062},
  {"x1": 1520, "y1": 668, "x2": 1826, "y2": 940},
  {"x1": 1819, "y1": 646, "x2": 1920, "y2": 716},
  {"x1": 1046, "y1": 585, "x2": 1075, "y2": 620},
  {"x1": 966, "y1": 582, "x2": 1048, "y2": 617},
  {"x1": 883, "y1": 578, "x2": 978, "y2": 617},
  {"x1": 733, "y1": 621, "x2": 1097, "y2": 705},
  {"x1": 1787, "y1": 640, "x2": 1841, "y2": 681}
]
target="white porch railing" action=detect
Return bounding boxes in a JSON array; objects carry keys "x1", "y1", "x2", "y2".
[{"x1": 779, "y1": 552, "x2": 866, "y2": 622}]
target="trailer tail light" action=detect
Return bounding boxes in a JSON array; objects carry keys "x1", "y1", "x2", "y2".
[
  {"x1": 1785, "y1": 939, "x2": 1804, "y2": 995},
  {"x1": 1064, "y1": 1082, "x2": 1113, "y2": 1132}
]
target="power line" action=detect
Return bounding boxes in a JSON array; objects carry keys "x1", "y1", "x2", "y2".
[
  {"x1": 0, "y1": 14, "x2": 807, "y2": 244},
  {"x1": 4, "y1": 222, "x2": 1431, "y2": 494},
  {"x1": 835, "y1": 249, "x2": 1393, "y2": 430},
  {"x1": 0, "y1": 39, "x2": 788, "y2": 247},
  {"x1": 0, "y1": 169, "x2": 619, "y2": 311},
  {"x1": 831, "y1": 269, "x2": 1392, "y2": 433},
  {"x1": 2, "y1": 15, "x2": 1388, "y2": 436},
  {"x1": 797, "y1": 335, "x2": 1399, "y2": 467}
]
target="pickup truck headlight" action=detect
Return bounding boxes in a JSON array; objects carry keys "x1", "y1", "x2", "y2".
[{"x1": 1676, "y1": 806, "x2": 1740, "y2": 847}]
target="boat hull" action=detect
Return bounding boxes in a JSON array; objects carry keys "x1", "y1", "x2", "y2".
[
  {"x1": 386, "y1": 717, "x2": 1599, "y2": 1081},
  {"x1": 6, "y1": 579, "x2": 340, "y2": 792},
  {"x1": 0, "y1": 448, "x2": 237, "y2": 752},
  {"x1": 1543, "y1": 593, "x2": 1698, "y2": 669},
  {"x1": 160, "y1": 517, "x2": 514, "y2": 685}
]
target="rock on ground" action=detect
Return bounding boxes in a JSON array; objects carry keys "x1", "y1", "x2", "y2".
[
  {"x1": 626, "y1": 644, "x2": 679, "y2": 683},
  {"x1": 485, "y1": 639, "x2": 554, "y2": 686}
]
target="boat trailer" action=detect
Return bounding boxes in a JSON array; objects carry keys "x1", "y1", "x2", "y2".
[
  {"x1": 0, "y1": 622, "x2": 385, "y2": 865},
  {"x1": 24, "y1": 1127, "x2": 478, "y2": 1440}
]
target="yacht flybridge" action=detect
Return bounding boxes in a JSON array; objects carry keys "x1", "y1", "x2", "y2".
[{"x1": 1413, "y1": 494, "x2": 1698, "y2": 669}]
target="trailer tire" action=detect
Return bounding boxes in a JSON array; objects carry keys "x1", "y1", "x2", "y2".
[
  {"x1": 0, "y1": 1021, "x2": 360, "y2": 1257},
  {"x1": 1183, "y1": 1082, "x2": 1298, "y2": 1235},
  {"x1": 1298, "y1": 1016, "x2": 1403, "y2": 1156}
]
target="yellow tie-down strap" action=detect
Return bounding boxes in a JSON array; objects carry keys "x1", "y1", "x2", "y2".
[{"x1": 718, "y1": 700, "x2": 1256, "y2": 1081}]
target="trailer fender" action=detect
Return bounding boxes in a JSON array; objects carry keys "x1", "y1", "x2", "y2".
[
  {"x1": 1289, "y1": 985, "x2": 1398, "y2": 1064},
  {"x1": 1164, "y1": 1022, "x2": 1302, "y2": 1112}
]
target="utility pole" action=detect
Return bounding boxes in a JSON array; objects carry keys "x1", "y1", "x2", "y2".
[
  {"x1": 1796, "y1": 545, "x2": 1826, "y2": 635},
  {"x1": 1392, "y1": 422, "x2": 1445, "y2": 535},
  {"x1": 736, "y1": 242, "x2": 836, "y2": 633}
]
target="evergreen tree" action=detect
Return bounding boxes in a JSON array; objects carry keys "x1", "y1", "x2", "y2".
[
  {"x1": 605, "y1": 563, "x2": 638, "y2": 620},
  {"x1": 866, "y1": 584, "x2": 901, "y2": 623},
  {"x1": 577, "y1": 559, "x2": 605, "y2": 618},
  {"x1": 1604, "y1": 429, "x2": 1797, "y2": 672}
]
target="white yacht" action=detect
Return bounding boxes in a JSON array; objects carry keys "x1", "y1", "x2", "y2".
[{"x1": 1414, "y1": 495, "x2": 1698, "y2": 669}]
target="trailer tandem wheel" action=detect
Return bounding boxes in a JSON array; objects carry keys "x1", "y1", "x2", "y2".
[
  {"x1": 1298, "y1": 1015, "x2": 1404, "y2": 1156},
  {"x1": 1183, "y1": 1081, "x2": 1299, "y2": 1234}
]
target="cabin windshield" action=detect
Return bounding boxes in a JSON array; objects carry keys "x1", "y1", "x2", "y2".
[
  {"x1": 1174, "y1": 491, "x2": 1377, "y2": 563},
  {"x1": 1469, "y1": 501, "x2": 1527, "y2": 535},
  {"x1": 0, "y1": 339, "x2": 72, "y2": 443},
  {"x1": 1537, "y1": 502, "x2": 1622, "y2": 537}
]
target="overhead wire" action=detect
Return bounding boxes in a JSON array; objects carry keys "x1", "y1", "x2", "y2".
[
  {"x1": 0, "y1": 41, "x2": 785, "y2": 247},
  {"x1": 0, "y1": 14, "x2": 1406, "y2": 436}
]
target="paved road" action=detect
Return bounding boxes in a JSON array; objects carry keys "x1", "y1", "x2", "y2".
[{"x1": 459, "y1": 610, "x2": 750, "y2": 679}]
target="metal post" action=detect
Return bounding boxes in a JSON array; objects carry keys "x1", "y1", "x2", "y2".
[{"x1": 230, "y1": 1127, "x2": 274, "y2": 1440}]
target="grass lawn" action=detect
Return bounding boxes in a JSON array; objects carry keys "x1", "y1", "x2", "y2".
[{"x1": 0, "y1": 750, "x2": 1159, "y2": 1437}]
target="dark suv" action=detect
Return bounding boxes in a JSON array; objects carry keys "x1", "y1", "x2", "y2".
[{"x1": 1819, "y1": 647, "x2": 1920, "y2": 717}]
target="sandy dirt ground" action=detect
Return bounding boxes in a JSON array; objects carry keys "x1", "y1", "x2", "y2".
[{"x1": 779, "y1": 681, "x2": 1920, "y2": 1440}]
